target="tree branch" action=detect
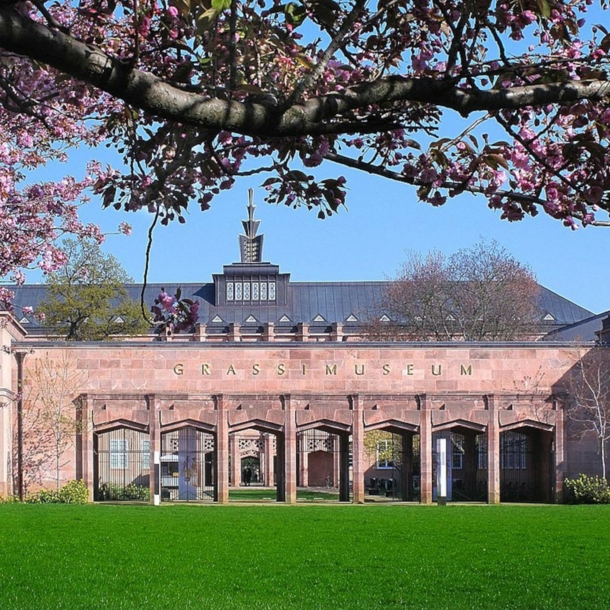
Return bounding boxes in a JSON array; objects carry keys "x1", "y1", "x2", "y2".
[{"x1": 2, "y1": 8, "x2": 610, "y2": 138}]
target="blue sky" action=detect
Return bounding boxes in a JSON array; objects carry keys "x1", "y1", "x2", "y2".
[
  {"x1": 12, "y1": 5, "x2": 610, "y2": 315},
  {"x1": 40, "y1": 159, "x2": 609, "y2": 316}
]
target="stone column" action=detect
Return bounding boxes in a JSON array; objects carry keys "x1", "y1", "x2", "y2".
[
  {"x1": 215, "y1": 395, "x2": 229, "y2": 504},
  {"x1": 76, "y1": 393, "x2": 95, "y2": 502},
  {"x1": 148, "y1": 394, "x2": 160, "y2": 505},
  {"x1": 296, "y1": 323, "x2": 309, "y2": 342},
  {"x1": 283, "y1": 395, "x2": 297, "y2": 504},
  {"x1": 351, "y1": 394, "x2": 365, "y2": 504},
  {"x1": 330, "y1": 323, "x2": 343, "y2": 342},
  {"x1": 228, "y1": 323, "x2": 241, "y2": 342},
  {"x1": 554, "y1": 394, "x2": 566, "y2": 503},
  {"x1": 487, "y1": 394, "x2": 501, "y2": 504},
  {"x1": 0, "y1": 391, "x2": 11, "y2": 497},
  {"x1": 262, "y1": 323, "x2": 275, "y2": 342},
  {"x1": 419, "y1": 394, "x2": 433, "y2": 504}
]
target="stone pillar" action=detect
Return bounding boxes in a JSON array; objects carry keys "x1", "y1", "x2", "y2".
[
  {"x1": 419, "y1": 394, "x2": 433, "y2": 504},
  {"x1": 215, "y1": 395, "x2": 229, "y2": 504},
  {"x1": 262, "y1": 323, "x2": 275, "y2": 342},
  {"x1": 228, "y1": 323, "x2": 241, "y2": 342},
  {"x1": 147, "y1": 395, "x2": 160, "y2": 505},
  {"x1": 554, "y1": 394, "x2": 566, "y2": 503},
  {"x1": 283, "y1": 395, "x2": 297, "y2": 504},
  {"x1": 330, "y1": 323, "x2": 343, "y2": 342},
  {"x1": 229, "y1": 434, "x2": 239, "y2": 486},
  {"x1": 487, "y1": 394, "x2": 501, "y2": 504},
  {"x1": 193, "y1": 323, "x2": 207, "y2": 342},
  {"x1": 0, "y1": 391, "x2": 11, "y2": 497},
  {"x1": 76, "y1": 393, "x2": 95, "y2": 502},
  {"x1": 351, "y1": 394, "x2": 365, "y2": 504},
  {"x1": 296, "y1": 323, "x2": 309, "y2": 342}
]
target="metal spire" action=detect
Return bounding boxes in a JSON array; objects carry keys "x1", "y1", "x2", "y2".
[{"x1": 239, "y1": 189, "x2": 264, "y2": 263}]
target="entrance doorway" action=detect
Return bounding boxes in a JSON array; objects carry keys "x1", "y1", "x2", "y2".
[
  {"x1": 297, "y1": 429, "x2": 350, "y2": 501},
  {"x1": 500, "y1": 429, "x2": 553, "y2": 502},
  {"x1": 160, "y1": 427, "x2": 215, "y2": 502},
  {"x1": 241, "y1": 456, "x2": 260, "y2": 485}
]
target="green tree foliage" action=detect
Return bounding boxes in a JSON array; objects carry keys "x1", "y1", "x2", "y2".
[{"x1": 38, "y1": 239, "x2": 149, "y2": 340}]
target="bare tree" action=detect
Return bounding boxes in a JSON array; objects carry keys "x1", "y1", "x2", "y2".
[
  {"x1": 367, "y1": 240, "x2": 540, "y2": 341},
  {"x1": 567, "y1": 348, "x2": 610, "y2": 481},
  {"x1": 21, "y1": 352, "x2": 87, "y2": 491}
]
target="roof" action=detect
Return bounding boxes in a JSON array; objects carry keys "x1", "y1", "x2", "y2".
[
  {"x1": 5, "y1": 198, "x2": 596, "y2": 337},
  {"x1": 8, "y1": 280, "x2": 595, "y2": 334},
  {"x1": 542, "y1": 310, "x2": 609, "y2": 343}
]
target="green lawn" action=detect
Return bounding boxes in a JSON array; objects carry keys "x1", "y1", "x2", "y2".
[{"x1": 1, "y1": 504, "x2": 609, "y2": 609}]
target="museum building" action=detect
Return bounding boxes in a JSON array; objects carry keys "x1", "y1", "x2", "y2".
[{"x1": 0, "y1": 199, "x2": 607, "y2": 504}]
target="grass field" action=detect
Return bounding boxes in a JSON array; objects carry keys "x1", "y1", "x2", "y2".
[{"x1": 1, "y1": 504, "x2": 609, "y2": 609}]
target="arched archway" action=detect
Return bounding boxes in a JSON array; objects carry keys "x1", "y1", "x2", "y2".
[
  {"x1": 160, "y1": 425, "x2": 215, "y2": 502},
  {"x1": 297, "y1": 421, "x2": 351, "y2": 502},
  {"x1": 432, "y1": 421, "x2": 487, "y2": 502},
  {"x1": 229, "y1": 419, "x2": 282, "y2": 502},
  {"x1": 94, "y1": 422, "x2": 150, "y2": 501},
  {"x1": 499, "y1": 423, "x2": 554, "y2": 503},
  {"x1": 363, "y1": 421, "x2": 420, "y2": 502}
]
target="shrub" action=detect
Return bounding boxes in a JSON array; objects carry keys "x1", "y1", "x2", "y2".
[
  {"x1": 97, "y1": 482, "x2": 149, "y2": 501},
  {"x1": 0, "y1": 494, "x2": 20, "y2": 504},
  {"x1": 58, "y1": 480, "x2": 89, "y2": 504},
  {"x1": 564, "y1": 474, "x2": 610, "y2": 504},
  {"x1": 24, "y1": 480, "x2": 89, "y2": 505}
]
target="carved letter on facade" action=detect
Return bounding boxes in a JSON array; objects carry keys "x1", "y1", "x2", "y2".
[
  {"x1": 432, "y1": 364, "x2": 442, "y2": 376},
  {"x1": 326, "y1": 364, "x2": 338, "y2": 375},
  {"x1": 461, "y1": 364, "x2": 473, "y2": 375},
  {"x1": 173, "y1": 363, "x2": 184, "y2": 375}
]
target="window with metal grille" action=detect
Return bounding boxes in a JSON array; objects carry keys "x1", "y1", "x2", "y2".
[{"x1": 110, "y1": 439, "x2": 128, "y2": 469}]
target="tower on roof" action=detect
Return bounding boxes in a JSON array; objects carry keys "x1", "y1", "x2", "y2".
[{"x1": 239, "y1": 189, "x2": 264, "y2": 263}]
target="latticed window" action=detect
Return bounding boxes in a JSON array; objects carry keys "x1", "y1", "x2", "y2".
[
  {"x1": 243, "y1": 282, "x2": 251, "y2": 300},
  {"x1": 110, "y1": 439, "x2": 128, "y2": 469},
  {"x1": 227, "y1": 282, "x2": 234, "y2": 301},
  {"x1": 235, "y1": 282, "x2": 243, "y2": 300},
  {"x1": 269, "y1": 282, "x2": 276, "y2": 300},
  {"x1": 501, "y1": 432, "x2": 528, "y2": 470},
  {"x1": 252, "y1": 282, "x2": 259, "y2": 300},
  {"x1": 141, "y1": 440, "x2": 151, "y2": 469},
  {"x1": 260, "y1": 283, "x2": 267, "y2": 300}
]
